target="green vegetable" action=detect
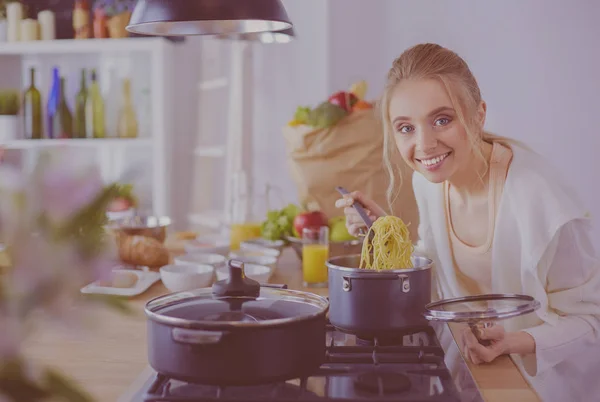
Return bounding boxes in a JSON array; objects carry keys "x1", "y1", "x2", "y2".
[
  {"x1": 260, "y1": 203, "x2": 302, "y2": 241},
  {"x1": 293, "y1": 106, "x2": 311, "y2": 124},
  {"x1": 306, "y1": 102, "x2": 347, "y2": 129}
]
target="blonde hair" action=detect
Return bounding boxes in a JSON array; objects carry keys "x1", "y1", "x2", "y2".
[{"x1": 379, "y1": 43, "x2": 527, "y2": 210}]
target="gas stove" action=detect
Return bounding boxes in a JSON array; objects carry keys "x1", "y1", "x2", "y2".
[{"x1": 121, "y1": 321, "x2": 484, "y2": 402}]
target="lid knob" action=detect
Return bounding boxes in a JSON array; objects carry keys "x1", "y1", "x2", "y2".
[{"x1": 212, "y1": 259, "x2": 260, "y2": 298}]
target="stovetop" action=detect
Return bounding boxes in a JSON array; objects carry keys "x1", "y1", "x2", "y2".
[{"x1": 121, "y1": 322, "x2": 484, "y2": 402}]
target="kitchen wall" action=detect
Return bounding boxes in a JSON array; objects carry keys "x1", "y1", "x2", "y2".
[{"x1": 247, "y1": 0, "x2": 600, "y2": 245}]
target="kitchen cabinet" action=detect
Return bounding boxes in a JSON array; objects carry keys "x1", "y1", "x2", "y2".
[{"x1": 0, "y1": 37, "x2": 180, "y2": 219}]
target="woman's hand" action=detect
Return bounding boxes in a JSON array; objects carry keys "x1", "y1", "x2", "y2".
[
  {"x1": 460, "y1": 324, "x2": 536, "y2": 365},
  {"x1": 334, "y1": 191, "x2": 386, "y2": 237}
]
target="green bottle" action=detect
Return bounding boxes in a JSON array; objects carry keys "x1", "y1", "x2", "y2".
[
  {"x1": 58, "y1": 77, "x2": 73, "y2": 139},
  {"x1": 23, "y1": 67, "x2": 42, "y2": 139},
  {"x1": 86, "y1": 70, "x2": 105, "y2": 138},
  {"x1": 75, "y1": 69, "x2": 87, "y2": 138}
]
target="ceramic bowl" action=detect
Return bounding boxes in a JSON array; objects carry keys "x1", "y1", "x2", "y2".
[
  {"x1": 231, "y1": 246, "x2": 281, "y2": 259},
  {"x1": 160, "y1": 263, "x2": 215, "y2": 292},
  {"x1": 174, "y1": 253, "x2": 227, "y2": 269},
  {"x1": 240, "y1": 238, "x2": 285, "y2": 253},
  {"x1": 184, "y1": 235, "x2": 230, "y2": 256},
  {"x1": 108, "y1": 215, "x2": 171, "y2": 243},
  {"x1": 227, "y1": 254, "x2": 277, "y2": 271},
  {"x1": 216, "y1": 263, "x2": 272, "y2": 284}
]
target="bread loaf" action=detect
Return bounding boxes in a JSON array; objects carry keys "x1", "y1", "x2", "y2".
[{"x1": 118, "y1": 234, "x2": 170, "y2": 268}]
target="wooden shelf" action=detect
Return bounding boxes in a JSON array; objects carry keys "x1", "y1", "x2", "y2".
[
  {"x1": 2, "y1": 138, "x2": 153, "y2": 149},
  {"x1": 0, "y1": 37, "x2": 172, "y2": 56}
]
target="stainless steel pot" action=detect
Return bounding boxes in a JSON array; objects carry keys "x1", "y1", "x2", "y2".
[
  {"x1": 326, "y1": 254, "x2": 433, "y2": 337},
  {"x1": 145, "y1": 260, "x2": 329, "y2": 385}
]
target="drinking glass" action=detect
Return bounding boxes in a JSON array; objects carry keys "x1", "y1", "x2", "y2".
[{"x1": 302, "y1": 226, "x2": 329, "y2": 288}]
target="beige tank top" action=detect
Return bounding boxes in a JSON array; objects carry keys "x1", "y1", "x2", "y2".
[{"x1": 443, "y1": 142, "x2": 513, "y2": 295}]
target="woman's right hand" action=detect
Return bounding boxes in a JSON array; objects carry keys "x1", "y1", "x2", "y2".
[{"x1": 334, "y1": 191, "x2": 386, "y2": 237}]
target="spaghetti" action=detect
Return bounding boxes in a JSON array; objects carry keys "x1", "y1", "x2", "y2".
[{"x1": 359, "y1": 216, "x2": 414, "y2": 270}]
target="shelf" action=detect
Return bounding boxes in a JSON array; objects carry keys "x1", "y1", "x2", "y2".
[
  {"x1": 0, "y1": 37, "x2": 172, "y2": 56},
  {"x1": 2, "y1": 138, "x2": 153, "y2": 149}
]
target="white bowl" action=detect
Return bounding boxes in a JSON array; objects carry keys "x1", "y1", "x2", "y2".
[
  {"x1": 240, "y1": 238, "x2": 285, "y2": 253},
  {"x1": 184, "y1": 235, "x2": 230, "y2": 256},
  {"x1": 228, "y1": 254, "x2": 277, "y2": 271},
  {"x1": 216, "y1": 263, "x2": 272, "y2": 284},
  {"x1": 231, "y1": 246, "x2": 280, "y2": 259},
  {"x1": 160, "y1": 263, "x2": 215, "y2": 292},
  {"x1": 174, "y1": 253, "x2": 227, "y2": 269}
]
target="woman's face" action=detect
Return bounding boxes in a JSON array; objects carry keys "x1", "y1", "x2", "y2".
[{"x1": 388, "y1": 78, "x2": 482, "y2": 184}]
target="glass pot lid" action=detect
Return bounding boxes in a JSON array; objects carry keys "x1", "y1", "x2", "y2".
[
  {"x1": 423, "y1": 294, "x2": 541, "y2": 323},
  {"x1": 146, "y1": 260, "x2": 329, "y2": 329}
]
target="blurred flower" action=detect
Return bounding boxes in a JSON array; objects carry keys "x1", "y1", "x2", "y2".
[{"x1": 0, "y1": 149, "x2": 127, "y2": 402}]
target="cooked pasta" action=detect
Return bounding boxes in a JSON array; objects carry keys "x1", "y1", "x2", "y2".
[{"x1": 359, "y1": 216, "x2": 414, "y2": 270}]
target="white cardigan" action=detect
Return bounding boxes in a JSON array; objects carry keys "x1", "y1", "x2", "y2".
[{"x1": 412, "y1": 145, "x2": 600, "y2": 402}]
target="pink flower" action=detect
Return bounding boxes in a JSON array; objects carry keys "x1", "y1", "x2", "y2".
[
  {"x1": 39, "y1": 164, "x2": 105, "y2": 225},
  {"x1": 0, "y1": 313, "x2": 22, "y2": 361}
]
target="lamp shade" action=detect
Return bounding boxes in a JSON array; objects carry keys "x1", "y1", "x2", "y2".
[
  {"x1": 126, "y1": 0, "x2": 293, "y2": 37},
  {"x1": 217, "y1": 27, "x2": 296, "y2": 44}
]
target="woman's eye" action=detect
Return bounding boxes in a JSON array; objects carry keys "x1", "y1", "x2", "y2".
[
  {"x1": 397, "y1": 125, "x2": 414, "y2": 134},
  {"x1": 434, "y1": 117, "x2": 450, "y2": 126}
]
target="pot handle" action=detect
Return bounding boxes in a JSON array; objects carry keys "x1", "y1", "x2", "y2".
[
  {"x1": 343, "y1": 274, "x2": 410, "y2": 293},
  {"x1": 171, "y1": 328, "x2": 226, "y2": 345}
]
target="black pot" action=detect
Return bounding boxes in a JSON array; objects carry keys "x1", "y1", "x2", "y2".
[
  {"x1": 326, "y1": 254, "x2": 433, "y2": 337},
  {"x1": 145, "y1": 260, "x2": 329, "y2": 385}
]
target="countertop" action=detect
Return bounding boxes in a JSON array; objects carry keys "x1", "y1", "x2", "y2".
[{"x1": 22, "y1": 239, "x2": 540, "y2": 402}]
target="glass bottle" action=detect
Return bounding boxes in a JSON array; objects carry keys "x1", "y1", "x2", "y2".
[
  {"x1": 23, "y1": 67, "x2": 42, "y2": 139},
  {"x1": 46, "y1": 67, "x2": 60, "y2": 139},
  {"x1": 74, "y1": 68, "x2": 87, "y2": 138},
  {"x1": 117, "y1": 78, "x2": 138, "y2": 138},
  {"x1": 86, "y1": 69, "x2": 105, "y2": 138},
  {"x1": 57, "y1": 78, "x2": 73, "y2": 139}
]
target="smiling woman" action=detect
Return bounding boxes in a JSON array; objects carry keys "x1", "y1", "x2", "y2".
[{"x1": 335, "y1": 43, "x2": 600, "y2": 402}]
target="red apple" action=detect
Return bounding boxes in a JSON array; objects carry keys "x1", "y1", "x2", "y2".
[
  {"x1": 328, "y1": 91, "x2": 358, "y2": 112},
  {"x1": 293, "y1": 211, "x2": 329, "y2": 237},
  {"x1": 107, "y1": 197, "x2": 133, "y2": 212}
]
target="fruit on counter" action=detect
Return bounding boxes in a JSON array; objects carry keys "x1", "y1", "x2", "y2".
[
  {"x1": 107, "y1": 183, "x2": 138, "y2": 212},
  {"x1": 261, "y1": 204, "x2": 302, "y2": 241},
  {"x1": 349, "y1": 80, "x2": 368, "y2": 100},
  {"x1": 352, "y1": 100, "x2": 374, "y2": 112},
  {"x1": 329, "y1": 216, "x2": 356, "y2": 242},
  {"x1": 305, "y1": 102, "x2": 348, "y2": 129},
  {"x1": 293, "y1": 210, "x2": 329, "y2": 237},
  {"x1": 288, "y1": 105, "x2": 311, "y2": 126},
  {"x1": 328, "y1": 91, "x2": 358, "y2": 113}
]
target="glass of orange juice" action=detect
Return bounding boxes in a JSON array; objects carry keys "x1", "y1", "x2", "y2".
[
  {"x1": 229, "y1": 222, "x2": 262, "y2": 251},
  {"x1": 302, "y1": 226, "x2": 329, "y2": 288}
]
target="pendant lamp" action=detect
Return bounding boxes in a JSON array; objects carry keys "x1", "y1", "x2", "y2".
[
  {"x1": 126, "y1": 0, "x2": 293, "y2": 37},
  {"x1": 217, "y1": 27, "x2": 296, "y2": 44}
]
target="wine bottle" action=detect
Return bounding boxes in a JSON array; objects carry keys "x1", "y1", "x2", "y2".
[
  {"x1": 74, "y1": 68, "x2": 87, "y2": 138},
  {"x1": 86, "y1": 69, "x2": 105, "y2": 138},
  {"x1": 117, "y1": 78, "x2": 138, "y2": 138},
  {"x1": 23, "y1": 67, "x2": 42, "y2": 139},
  {"x1": 47, "y1": 67, "x2": 60, "y2": 139},
  {"x1": 57, "y1": 77, "x2": 73, "y2": 139}
]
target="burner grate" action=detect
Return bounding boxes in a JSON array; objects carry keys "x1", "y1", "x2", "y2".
[{"x1": 142, "y1": 323, "x2": 461, "y2": 402}]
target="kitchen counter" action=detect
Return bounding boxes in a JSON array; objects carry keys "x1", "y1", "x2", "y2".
[{"x1": 23, "y1": 241, "x2": 540, "y2": 402}]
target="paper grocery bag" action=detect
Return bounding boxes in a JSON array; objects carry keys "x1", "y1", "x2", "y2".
[{"x1": 283, "y1": 109, "x2": 420, "y2": 241}]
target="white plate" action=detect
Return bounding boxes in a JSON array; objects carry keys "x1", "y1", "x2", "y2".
[{"x1": 80, "y1": 268, "x2": 160, "y2": 297}]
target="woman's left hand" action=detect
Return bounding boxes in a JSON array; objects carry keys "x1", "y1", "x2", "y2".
[{"x1": 461, "y1": 324, "x2": 509, "y2": 365}]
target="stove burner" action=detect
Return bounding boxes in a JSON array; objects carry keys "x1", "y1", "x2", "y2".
[
  {"x1": 355, "y1": 336, "x2": 403, "y2": 347},
  {"x1": 353, "y1": 370, "x2": 412, "y2": 394}
]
